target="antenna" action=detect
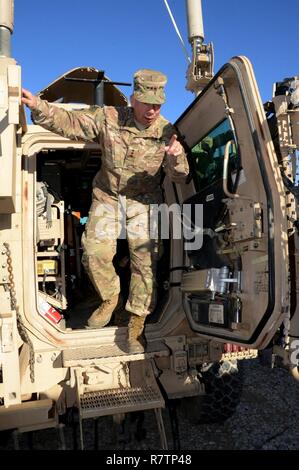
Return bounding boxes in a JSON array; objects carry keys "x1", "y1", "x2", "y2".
[
  {"x1": 0, "y1": 0, "x2": 14, "y2": 57},
  {"x1": 163, "y1": 0, "x2": 191, "y2": 64},
  {"x1": 185, "y1": 0, "x2": 214, "y2": 95}
]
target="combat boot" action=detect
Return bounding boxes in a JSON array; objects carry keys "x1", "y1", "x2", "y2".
[
  {"x1": 87, "y1": 294, "x2": 122, "y2": 328},
  {"x1": 127, "y1": 314, "x2": 146, "y2": 353}
]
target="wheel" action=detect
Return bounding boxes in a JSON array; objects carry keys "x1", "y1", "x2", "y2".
[
  {"x1": 290, "y1": 365, "x2": 299, "y2": 381},
  {"x1": 182, "y1": 359, "x2": 243, "y2": 424}
]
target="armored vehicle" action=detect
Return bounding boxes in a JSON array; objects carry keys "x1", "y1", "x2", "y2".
[{"x1": 0, "y1": 0, "x2": 298, "y2": 448}]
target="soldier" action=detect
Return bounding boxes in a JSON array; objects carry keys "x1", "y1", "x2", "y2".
[{"x1": 22, "y1": 69, "x2": 189, "y2": 352}]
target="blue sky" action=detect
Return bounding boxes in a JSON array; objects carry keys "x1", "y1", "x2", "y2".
[{"x1": 13, "y1": 0, "x2": 298, "y2": 122}]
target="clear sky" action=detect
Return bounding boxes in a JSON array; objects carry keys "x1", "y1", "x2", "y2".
[{"x1": 13, "y1": 0, "x2": 299, "y2": 123}]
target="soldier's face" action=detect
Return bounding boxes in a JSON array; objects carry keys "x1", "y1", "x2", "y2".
[{"x1": 131, "y1": 97, "x2": 161, "y2": 127}]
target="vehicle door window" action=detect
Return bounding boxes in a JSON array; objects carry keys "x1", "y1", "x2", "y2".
[{"x1": 190, "y1": 118, "x2": 239, "y2": 192}]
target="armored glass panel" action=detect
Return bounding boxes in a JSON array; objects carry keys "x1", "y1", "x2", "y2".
[{"x1": 190, "y1": 118, "x2": 239, "y2": 191}]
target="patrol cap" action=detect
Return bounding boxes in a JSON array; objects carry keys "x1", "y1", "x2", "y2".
[{"x1": 133, "y1": 69, "x2": 167, "y2": 105}]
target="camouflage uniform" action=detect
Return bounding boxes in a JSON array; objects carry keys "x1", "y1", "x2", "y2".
[{"x1": 31, "y1": 69, "x2": 189, "y2": 317}]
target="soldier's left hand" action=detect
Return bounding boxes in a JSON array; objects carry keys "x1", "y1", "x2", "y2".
[{"x1": 165, "y1": 134, "x2": 183, "y2": 157}]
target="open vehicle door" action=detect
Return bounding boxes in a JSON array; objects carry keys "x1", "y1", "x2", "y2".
[{"x1": 177, "y1": 56, "x2": 289, "y2": 349}]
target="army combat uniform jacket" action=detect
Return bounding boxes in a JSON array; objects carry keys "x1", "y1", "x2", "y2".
[
  {"x1": 31, "y1": 99, "x2": 189, "y2": 316},
  {"x1": 32, "y1": 98, "x2": 189, "y2": 204}
]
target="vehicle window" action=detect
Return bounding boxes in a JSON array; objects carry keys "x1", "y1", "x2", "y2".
[{"x1": 190, "y1": 118, "x2": 239, "y2": 191}]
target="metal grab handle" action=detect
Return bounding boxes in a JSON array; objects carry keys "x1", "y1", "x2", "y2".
[
  {"x1": 222, "y1": 140, "x2": 253, "y2": 201},
  {"x1": 223, "y1": 140, "x2": 239, "y2": 199}
]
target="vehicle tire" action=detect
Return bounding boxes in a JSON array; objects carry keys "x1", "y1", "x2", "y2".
[{"x1": 182, "y1": 359, "x2": 243, "y2": 424}]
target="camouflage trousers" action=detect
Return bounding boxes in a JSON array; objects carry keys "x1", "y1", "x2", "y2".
[{"x1": 81, "y1": 192, "x2": 159, "y2": 317}]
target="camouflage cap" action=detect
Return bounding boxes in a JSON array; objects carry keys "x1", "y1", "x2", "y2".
[{"x1": 133, "y1": 69, "x2": 167, "y2": 105}]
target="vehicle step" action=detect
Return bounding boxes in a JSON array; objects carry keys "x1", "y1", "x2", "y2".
[
  {"x1": 79, "y1": 385, "x2": 164, "y2": 419},
  {"x1": 62, "y1": 341, "x2": 168, "y2": 366},
  {"x1": 76, "y1": 360, "x2": 168, "y2": 449}
]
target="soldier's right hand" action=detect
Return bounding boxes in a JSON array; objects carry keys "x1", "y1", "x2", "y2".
[{"x1": 22, "y1": 88, "x2": 38, "y2": 109}]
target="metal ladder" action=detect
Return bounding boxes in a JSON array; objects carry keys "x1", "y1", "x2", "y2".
[{"x1": 75, "y1": 362, "x2": 168, "y2": 450}]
